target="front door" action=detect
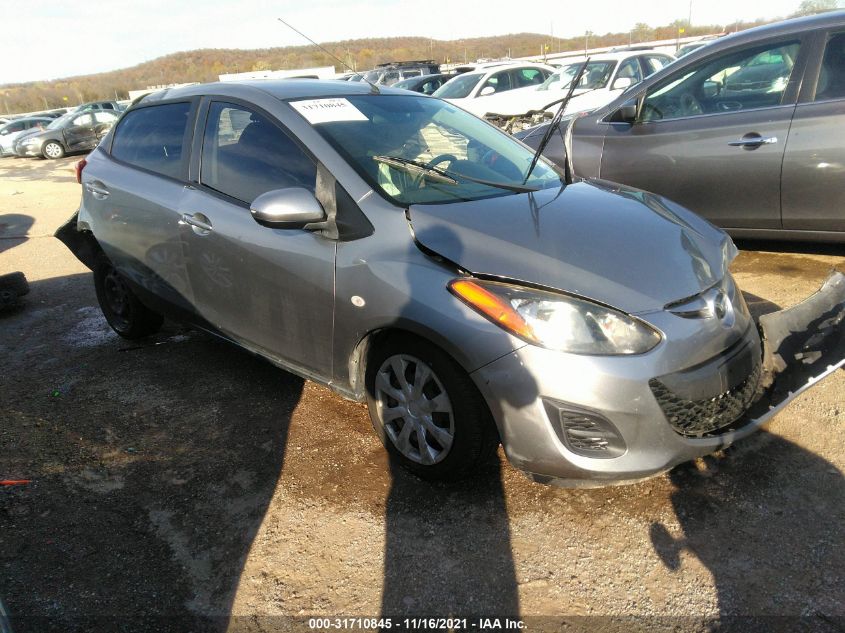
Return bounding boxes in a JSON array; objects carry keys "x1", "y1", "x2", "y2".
[
  {"x1": 179, "y1": 100, "x2": 335, "y2": 376},
  {"x1": 63, "y1": 113, "x2": 97, "y2": 152},
  {"x1": 601, "y1": 37, "x2": 807, "y2": 230},
  {"x1": 782, "y1": 30, "x2": 845, "y2": 232}
]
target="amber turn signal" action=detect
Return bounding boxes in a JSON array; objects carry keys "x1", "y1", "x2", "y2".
[{"x1": 449, "y1": 279, "x2": 538, "y2": 343}]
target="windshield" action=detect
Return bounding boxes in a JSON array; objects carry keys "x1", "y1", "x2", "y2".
[
  {"x1": 538, "y1": 61, "x2": 616, "y2": 91},
  {"x1": 47, "y1": 112, "x2": 75, "y2": 130},
  {"x1": 291, "y1": 94, "x2": 562, "y2": 205},
  {"x1": 433, "y1": 74, "x2": 483, "y2": 99}
]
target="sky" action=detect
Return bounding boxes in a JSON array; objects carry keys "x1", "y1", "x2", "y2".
[{"x1": 0, "y1": 0, "x2": 810, "y2": 85}]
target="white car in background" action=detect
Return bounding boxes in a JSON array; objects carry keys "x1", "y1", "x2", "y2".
[
  {"x1": 0, "y1": 117, "x2": 53, "y2": 156},
  {"x1": 477, "y1": 50, "x2": 674, "y2": 119},
  {"x1": 432, "y1": 62, "x2": 555, "y2": 116}
]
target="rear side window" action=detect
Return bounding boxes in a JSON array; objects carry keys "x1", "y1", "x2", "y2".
[
  {"x1": 200, "y1": 102, "x2": 316, "y2": 204},
  {"x1": 111, "y1": 102, "x2": 191, "y2": 179}
]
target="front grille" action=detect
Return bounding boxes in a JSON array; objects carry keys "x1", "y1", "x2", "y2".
[{"x1": 649, "y1": 362, "x2": 761, "y2": 437}]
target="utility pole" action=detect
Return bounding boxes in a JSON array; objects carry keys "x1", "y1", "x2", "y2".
[{"x1": 584, "y1": 30, "x2": 592, "y2": 56}]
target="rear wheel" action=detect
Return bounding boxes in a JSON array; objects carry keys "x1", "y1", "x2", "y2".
[
  {"x1": 94, "y1": 256, "x2": 163, "y2": 339},
  {"x1": 365, "y1": 334, "x2": 499, "y2": 481},
  {"x1": 42, "y1": 141, "x2": 64, "y2": 159}
]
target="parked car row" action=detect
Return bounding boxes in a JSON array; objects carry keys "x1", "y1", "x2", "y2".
[
  {"x1": 518, "y1": 10, "x2": 845, "y2": 242},
  {"x1": 57, "y1": 29, "x2": 845, "y2": 488},
  {"x1": 1, "y1": 108, "x2": 121, "y2": 160}
]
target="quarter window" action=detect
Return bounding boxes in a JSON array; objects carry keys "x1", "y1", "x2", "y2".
[
  {"x1": 641, "y1": 40, "x2": 800, "y2": 122},
  {"x1": 200, "y1": 102, "x2": 316, "y2": 204},
  {"x1": 111, "y1": 102, "x2": 191, "y2": 179},
  {"x1": 815, "y1": 32, "x2": 845, "y2": 101}
]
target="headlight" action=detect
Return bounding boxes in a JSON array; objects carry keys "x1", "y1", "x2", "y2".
[
  {"x1": 449, "y1": 279, "x2": 662, "y2": 355},
  {"x1": 22, "y1": 138, "x2": 41, "y2": 146}
]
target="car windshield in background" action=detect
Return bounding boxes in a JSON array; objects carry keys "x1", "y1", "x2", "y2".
[
  {"x1": 291, "y1": 94, "x2": 562, "y2": 205},
  {"x1": 539, "y1": 61, "x2": 616, "y2": 91},
  {"x1": 432, "y1": 74, "x2": 483, "y2": 99}
]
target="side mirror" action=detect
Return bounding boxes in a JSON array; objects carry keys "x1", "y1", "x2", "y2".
[
  {"x1": 612, "y1": 77, "x2": 633, "y2": 90},
  {"x1": 479, "y1": 86, "x2": 496, "y2": 96},
  {"x1": 617, "y1": 98, "x2": 638, "y2": 123},
  {"x1": 0, "y1": 129, "x2": 7, "y2": 136},
  {"x1": 250, "y1": 187, "x2": 326, "y2": 229}
]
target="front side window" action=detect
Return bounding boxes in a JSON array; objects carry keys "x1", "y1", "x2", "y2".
[
  {"x1": 642, "y1": 55, "x2": 672, "y2": 75},
  {"x1": 72, "y1": 114, "x2": 93, "y2": 128},
  {"x1": 641, "y1": 40, "x2": 800, "y2": 121},
  {"x1": 94, "y1": 111, "x2": 119, "y2": 124},
  {"x1": 111, "y1": 102, "x2": 191, "y2": 179},
  {"x1": 515, "y1": 68, "x2": 546, "y2": 87},
  {"x1": 537, "y1": 61, "x2": 615, "y2": 92},
  {"x1": 815, "y1": 32, "x2": 845, "y2": 101},
  {"x1": 482, "y1": 71, "x2": 512, "y2": 95},
  {"x1": 200, "y1": 102, "x2": 316, "y2": 204},
  {"x1": 432, "y1": 73, "x2": 483, "y2": 99},
  {"x1": 616, "y1": 59, "x2": 643, "y2": 85},
  {"x1": 294, "y1": 94, "x2": 562, "y2": 206}
]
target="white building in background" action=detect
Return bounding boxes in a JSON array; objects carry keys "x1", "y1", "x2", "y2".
[{"x1": 218, "y1": 66, "x2": 336, "y2": 82}]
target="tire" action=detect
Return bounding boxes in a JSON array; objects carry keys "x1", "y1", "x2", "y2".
[
  {"x1": 42, "y1": 141, "x2": 64, "y2": 159},
  {"x1": 94, "y1": 256, "x2": 163, "y2": 339},
  {"x1": 365, "y1": 334, "x2": 499, "y2": 481}
]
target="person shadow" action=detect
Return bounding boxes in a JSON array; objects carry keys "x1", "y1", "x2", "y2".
[
  {"x1": 379, "y1": 224, "x2": 538, "y2": 623},
  {"x1": 650, "y1": 433, "x2": 844, "y2": 631},
  {"x1": 1, "y1": 273, "x2": 304, "y2": 633},
  {"x1": 651, "y1": 278, "x2": 845, "y2": 631}
]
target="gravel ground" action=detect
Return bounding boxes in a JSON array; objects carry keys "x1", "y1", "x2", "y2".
[{"x1": 0, "y1": 156, "x2": 843, "y2": 633}]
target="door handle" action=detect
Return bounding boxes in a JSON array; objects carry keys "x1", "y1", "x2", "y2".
[
  {"x1": 179, "y1": 213, "x2": 213, "y2": 234},
  {"x1": 728, "y1": 135, "x2": 778, "y2": 148},
  {"x1": 85, "y1": 182, "x2": 110, "y2": 199}
]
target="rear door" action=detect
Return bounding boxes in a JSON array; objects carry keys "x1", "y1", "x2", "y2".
[
  {"x1": 601, "y1": 36, "x2": 809, "y2": 229},
  {"x1": 178, "y1": 98, "x2": 335, "y2": 375},
  {"x1": 781, "y1": 30, "x2": 845, "y2": 232},
  {"x1": 86, "y1": 100, "x2": 197, "y2": 314}
]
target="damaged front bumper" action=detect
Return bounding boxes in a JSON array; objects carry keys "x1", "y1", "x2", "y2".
[{"x1": 473, "y1": 271, "x2": 845, "y2": 487}]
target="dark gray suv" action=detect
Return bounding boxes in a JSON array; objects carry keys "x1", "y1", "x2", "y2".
[{"x1": 520, "y1": 11, "x2": 845, "y2": 242}]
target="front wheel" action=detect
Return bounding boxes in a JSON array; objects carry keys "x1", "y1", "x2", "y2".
[
  {"x1": 94, "y1": 256, "x2": 163, "y2": 339},
  {"x1": 365, "y1": 335, "x2": 499, "y2": 481},
  {"x1": 42, "y1": 141, "x2": 65, "y2": 159}
]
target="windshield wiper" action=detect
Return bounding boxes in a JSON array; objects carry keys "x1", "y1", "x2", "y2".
[
  {"x1": 373, "y1": 155, "x2": 539, "y2": 193},
  {"x1": 373, "y1": 155, "x2": 458, "y2": 184},
  {"x1": 522, "y1": 58, "x2": 591, "y2": 185}
]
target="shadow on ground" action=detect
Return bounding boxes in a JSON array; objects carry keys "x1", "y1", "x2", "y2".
[{"x1": 1, "y1": 273, "x2": 303, "y2": 632}]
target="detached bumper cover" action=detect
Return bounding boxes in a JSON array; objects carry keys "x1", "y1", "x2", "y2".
[
  {"x1": 751, "y1": 270, "x2": 845, "y2": 421},
  {"x1": 473, "y1": 271, "x2": 845, "y2": 486}
]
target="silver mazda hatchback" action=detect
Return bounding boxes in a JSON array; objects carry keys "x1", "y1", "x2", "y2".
[{"x1": 57, "y1": 80, "x2": 845, "y2": 486}]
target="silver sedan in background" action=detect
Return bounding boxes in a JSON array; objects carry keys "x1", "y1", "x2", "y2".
[{"x1": 57, "y1": 80, "x2": 845, "y2": 486}]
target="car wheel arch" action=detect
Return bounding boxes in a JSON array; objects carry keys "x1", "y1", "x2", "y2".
[{"x1": 346, "y1": 323, "x2": 480, "y2": 402}]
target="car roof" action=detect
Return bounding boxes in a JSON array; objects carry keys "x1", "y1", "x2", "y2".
[
  {"x1": 681, "y1": 10, "x2": 845, "y2": 60},
  {"x1": 141, "y1": 79, "x2": 414, "y2": 103},
  {"x1": 556, "y1": 50, "x2": 672, "y2": 65}
]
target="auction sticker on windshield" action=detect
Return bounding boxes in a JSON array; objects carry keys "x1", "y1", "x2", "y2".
[{"x1": 290, "y1": 98, "x2": 369, "y2": 124}]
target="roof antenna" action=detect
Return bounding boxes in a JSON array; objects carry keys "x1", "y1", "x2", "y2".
[{"x1": 276, "y1": 17, "x2": 380, "y2": 94}]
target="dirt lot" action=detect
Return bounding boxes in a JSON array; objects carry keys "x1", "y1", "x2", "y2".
[{"x1": 1, "y1": 156, "x2": 843, "y2": 633}]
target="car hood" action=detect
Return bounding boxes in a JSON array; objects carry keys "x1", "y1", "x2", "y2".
[
  {"x1": 408, "y1": 179, "x2": 731, "y2": 314},
  {"x1": 17, "y1": 128, "x2": 51, "y2": 142}
]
